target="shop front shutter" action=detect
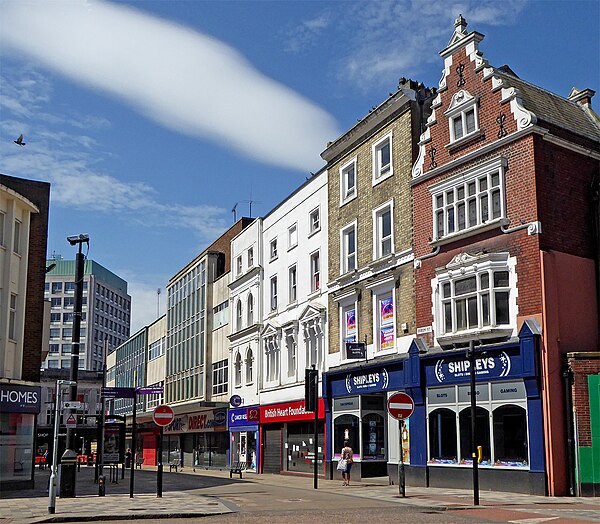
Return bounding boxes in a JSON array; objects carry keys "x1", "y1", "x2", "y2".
[{"x1": 262, "y1": 427, "x2": 282, "y2": 473}]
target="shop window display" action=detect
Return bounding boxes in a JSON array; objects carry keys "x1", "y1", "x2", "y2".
[
  {"x1": 361, "y1": 413, "x2": 385, "y2": 461},
  {"x1": 285, "y1": 422, "x2": 324, "y2": 474},
  {"x1": 333, "y1": 414, "x2": 360, "y2": 459},
  {"x1": 429, "y1": 408, "x2": 457, "y2": 463},
  {"x1": 493, "y1": 405, "x2": 528, "y2": 467},
  {"x1": 459, "y1": 407, "x2": 491, "y2": 465},
  {"x1": 0, "y1": 413, "x2": 34, "y2": 481}
]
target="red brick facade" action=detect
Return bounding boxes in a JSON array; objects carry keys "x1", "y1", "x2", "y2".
[
  {"x1": 568, "y1": 353, "x2": 600, "y2": 448},
  {"x1": 411, "y1": 18, "x2": 599, "y2": 496}
]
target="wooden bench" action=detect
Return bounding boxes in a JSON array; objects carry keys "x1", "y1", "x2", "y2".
[
  {"x1": 135, "y1": 457, "x2": 144, "y2": 469},
  {"x1": 168, "y1": 457, "x2": 181, "y2": 472},
  {"x1": 229, "y1": 461, "x2": 246, "y2": 479}
]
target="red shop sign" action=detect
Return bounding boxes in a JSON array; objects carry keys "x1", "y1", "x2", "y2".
[{"x1": 260, "y1": 398, "x2": 325, "y2": 423}]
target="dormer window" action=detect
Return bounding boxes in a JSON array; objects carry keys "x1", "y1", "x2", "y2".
[{"x1": 445, "y1": 90, "x2": 480, "y2": 145}]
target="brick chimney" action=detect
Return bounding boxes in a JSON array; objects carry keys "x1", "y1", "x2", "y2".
[{"x1": 568, "y1": 87, "x2": 595, "y2": 108}]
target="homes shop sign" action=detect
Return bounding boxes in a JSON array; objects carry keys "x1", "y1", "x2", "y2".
[
  {"x1": 229, "y1": 406, "x2": 260, "y2": 429},
  {"x1": 164, "y1": 408, "x2": 227, "y2": 434},
  {"x1": 429, "y1": 351, "x2": 514, "y2": 385},
  {"x1": 0, "y1": 383, "x2": 41, "y2": 413},
  {"x1": 260, "y1": 399, "x2": 325, "y2": 423}
]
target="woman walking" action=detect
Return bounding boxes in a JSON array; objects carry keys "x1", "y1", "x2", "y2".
[{"x1": 340, "y1": 440, "x2": 354, "y2": 486}]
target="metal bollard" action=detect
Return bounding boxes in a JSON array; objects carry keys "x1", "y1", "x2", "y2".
[{"x1": 98, "y1": 475, "x2": 105, "y2": 497}]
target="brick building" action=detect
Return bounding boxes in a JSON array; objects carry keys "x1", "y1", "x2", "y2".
[
  {"x1": 409, "y1": 16, "x2": 599, "y2": 495},
  {"x1": 321, "y1": 79, "x2": 434, "y2": 480},
  {"x1": 0, "y1": 173, "x2": 50, "y2": 490}
]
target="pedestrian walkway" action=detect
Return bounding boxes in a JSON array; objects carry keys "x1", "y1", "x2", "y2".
[{"x1": 1, "y1": 465, "x2": 598, "y2": 523}]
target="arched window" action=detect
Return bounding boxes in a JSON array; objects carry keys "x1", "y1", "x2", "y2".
[
  {"x1": 333, "y1": 414, "x2": 359, "y2": 458},
  {"x1": 493, "y1": 405, "x2": 528, "y2": 466},
  {"x1": 459, "y1": 406, "x2": 491, "y2": 464},
  {"x1": 247, "y1": 293, "x2": 254, "y2": 326},
  {"x1": 429, "y1": 408, "x2": 457, "y2": 463},
  {"x1": 234, "y1": 352, "x2": 242, "y2": 387},
  {"x1": 236, "y1": 300, "x2": 243, "y2": 331},
  {"x1": 245, "y1": 348, "x2": 253, "y2": 384}
]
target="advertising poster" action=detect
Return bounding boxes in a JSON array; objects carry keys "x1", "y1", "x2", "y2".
[
  {"x1": 380, "y1": 297, "x2": 394, "y2": 323},
  {"x1": 104, "y1": 423, "x2": 124, "y2": 464},
  {"x1": 345, "y1": 309, "x2": 356, "y2": 335},
  {"x1": 380, "y1": 326, "x2": 395, "y2": 350}
]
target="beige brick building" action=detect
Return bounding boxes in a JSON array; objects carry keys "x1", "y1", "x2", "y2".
[{"x1": 323, "y1": 80, "x2": 433, "y2": 365}]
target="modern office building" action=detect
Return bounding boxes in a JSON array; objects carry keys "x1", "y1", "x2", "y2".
[
  {"x1": 0, "y1": 174, "x2": 50, "y2": 491},
  {"x1": 43, "y1": 259, "x2": 131, "y2": 372}
]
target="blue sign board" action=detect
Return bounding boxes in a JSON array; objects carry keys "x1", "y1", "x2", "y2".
[
  {"x1": 0, "y1": 383, "x2": 41, "y2": 414},
  {"x1": 137, "y1": 386, "x2": 163, "y2": 395},
  {"x1": 228, "y1": 406, "x2": 259, "y2": 429},
  {"x1": 424, "y1": 346, "x2": 523, "y2": 385},
  {"x1": 229, "y1": 394, "x2": 242, "y2": 408},
  {"x1": 328, "y1": 361, "x2": 406, "y2": 397}
]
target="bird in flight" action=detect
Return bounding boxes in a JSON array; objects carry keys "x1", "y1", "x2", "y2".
[{"x1": 14, "y1": 134, "x2": 26, "y2": 146}]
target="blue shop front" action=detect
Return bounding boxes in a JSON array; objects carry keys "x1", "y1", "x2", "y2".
[
  {"x1": 228, "y1": 406, "x2": 259, "y2": 472},
  {"x1": 323, "y1": 321, "x2": 546, "y2": 494}
]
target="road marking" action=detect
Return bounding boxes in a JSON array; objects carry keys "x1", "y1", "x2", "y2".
[{"x1": 508, "y1": 517, "x2": 559, "y2": 524}]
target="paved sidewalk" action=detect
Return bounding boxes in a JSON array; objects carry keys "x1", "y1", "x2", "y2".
[{"x1": 1, "y1": 465, "x2": 599, "y2": 523}]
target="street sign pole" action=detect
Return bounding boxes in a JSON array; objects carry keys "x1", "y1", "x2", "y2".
[
  {"x1": 387, "y1": 392, "x2": 414, "y2": 498},
  {"x1": 157, "y1": 426, "x2": 163, "y2": 498},
  {"x1": 313, "y1": 365, "x2": 318, "y2": 491},
  {"x1": 152, "y1": 405, "x2": 173, "y2": 498},
  {"x1": 399, "y1": 420, "x2": 405, "y2": 497},
  {"x1": 130, "y1": 388, "x2": 137, "y2": 498}
]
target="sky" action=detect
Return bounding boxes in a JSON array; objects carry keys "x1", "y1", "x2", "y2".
[{"x1": 0, "y1": 0, "x2": 598, "y2": 333}]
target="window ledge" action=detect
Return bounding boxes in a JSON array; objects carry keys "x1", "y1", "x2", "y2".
[
  {"x1": 285, "y1": 301, "x2": 297, "y2": 311},
  {"x1": 372, "y1": 169, "x2": 394, "y2": 187},
  {"x1": 287, "y1": 244, "x2": 297, "y2": 252},
  {"x1": 307, "y1": 228, "x2": 321, "y2": 239},
  {"x1": 436, "y1": 327, "x2": 513, "y2": 347},
  {"x1": 307, "y1": 289, "x2": 322, "y2": 300},
  {"x1": 431, "y1": 218, "x2": 507, "y2": 247},
  {"x1": 446, "y1": 129, "x2": 484, "y2": 152},
  {"x1": 340, "y1": 194, "x2": 357, "y2": 208}
]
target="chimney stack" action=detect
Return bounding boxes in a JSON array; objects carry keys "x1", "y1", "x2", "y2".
[{"x1": 568, "y1": 87, "x2": 595, "y2": 108}]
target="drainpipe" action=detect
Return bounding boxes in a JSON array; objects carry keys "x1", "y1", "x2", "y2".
[{"x1": 562, "y1": 358, "x2": 576, "y2": 496}]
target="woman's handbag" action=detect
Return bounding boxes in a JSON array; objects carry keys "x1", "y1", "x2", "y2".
[{"x1": 336, "y1": 459, "x2": 347, "y2": 471}]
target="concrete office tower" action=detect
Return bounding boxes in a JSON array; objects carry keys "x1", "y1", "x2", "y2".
[{"x1": 44, "y1": 260, "x2": 131, "y2": 372}]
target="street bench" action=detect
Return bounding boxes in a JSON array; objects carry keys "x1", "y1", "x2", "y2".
[
  {"x1": 229, "y1": 461, "x2": 246, "y2": 479},
  {"x1": 169, "y1": 458, "x2": 181, "y2": 472},
  {"x1": 135, "y1": 457, "x2": 144, "y2": 469}
]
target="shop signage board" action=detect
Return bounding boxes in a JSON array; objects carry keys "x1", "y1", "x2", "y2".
[
  {"x1": 164, "y1": 408, "x2": 227, "y2": 433},
  {"x1": 63, "y1": 401, "x2": 84, "y2": 410},
  {"x1": 344, "y1": 367, "x2": 390, "y2": 394},
  {"x1": 101, "y1": 387, "x2": 136, "y2": 398},
  {"x1": 427, "y1": 348, "x2": 520, "y2": 385},
  {"x1": 0, "y1": 383, "x2": 41, "y2": 414},
  {"x1": 260, "y1": 398, "x2": 325, "y2": 423},
  {"x1": 230, "y1": 394, "x2": 242, "y2": 407},
  {"x1": 137, "y1": 386, "x2": 163, "y2": 395},
  {"x1": 387, "y1": 392, "x2": 414, "y2": 420},
  {"x1": 345, "y1": 342, "x2": 366, "y2": 359},
  {"x1": 229, "y1": 406, "x2": 260, "y2": 429},
  {"x1": 153, "y1": 405, "x2": 175, "y2": 427}
]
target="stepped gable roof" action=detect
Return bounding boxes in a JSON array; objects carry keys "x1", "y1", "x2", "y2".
[{"x1": 494, "y1": 65, "x2": 600, "y2": 141}]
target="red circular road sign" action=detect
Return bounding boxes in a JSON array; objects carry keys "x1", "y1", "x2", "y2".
[
  {"x1": 153, "y1": 404, "x2": 174, "y2": 427},
  {"x1": 387, "y1": 392, "x2": 414, "y2": 420}
]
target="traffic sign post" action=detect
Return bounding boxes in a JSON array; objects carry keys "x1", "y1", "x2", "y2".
[
  {"x1": 388, "y1": 392, "x2": 414, "y2": 498},
  {"x1": 153, "y1": 405, "x2": 174, "y2": 498}
]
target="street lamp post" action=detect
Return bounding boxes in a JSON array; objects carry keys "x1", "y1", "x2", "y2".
[
  {"x1": 61, "y1": 233, "x2": 89, "y2": 498},
  {"x1": 48, "y1": 379, "x2": 76, "y2": 514}
]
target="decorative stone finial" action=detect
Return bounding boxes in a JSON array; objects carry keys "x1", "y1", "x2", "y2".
[{"x1": 455, "y1": 14, "x2": 467, "y2": 31}]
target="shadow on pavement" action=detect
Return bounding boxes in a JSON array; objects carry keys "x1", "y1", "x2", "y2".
[{"x1": 0, "y1": 465, "x2": 241, "y2": 499}]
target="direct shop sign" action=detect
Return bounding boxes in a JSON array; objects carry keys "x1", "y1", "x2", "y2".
[{"x1": 165, "y1": 408, "x2": 227, "y2": 433}]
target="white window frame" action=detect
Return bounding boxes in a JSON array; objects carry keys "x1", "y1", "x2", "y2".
[
  {"x1": 234, "y1": 351, "x2": 242, "y2": 387},
  {"x1": 445, "y1": 90, "x2": 480, "y2": 144},
  {"x1": 9, "y1": 293, "x2": 17, "y2": 341},
  {"x1": 247, "y1": 293, "x2": 254, "y2": 325},
  {"x1": 434, "y1": 253, "x2": 517, "y2": 344},
  {"x1": 270, "y1": 239, "x2": 278, "y2": 261},
  {"x1": 247, "y1": 247, "x2": 254, "y2": 268},
  {"x1": 310, "y1": 250, "x2": 320, "y2": 293},
  {"x1": 13, "y1": 219, "x2": 21, "y2": 255},
  {"x1": 372, "y1": 131, "x2": 393, "y2": 185},
  {"x1": 245, "y1": 347, "x2": 254, "y2": 384},
  {"x1": 288, "y1": 223, "x2": 298, "y2": 250},
  {"x1": 309, "y1": 206, "x2": 320, "y2": 236},
  {"x1": 430, "y1": 158, "x2": 507, "y2": 242},
  {"x1": 288, "y1": 265, "x2": 297, "y2": 304},
  {"x1": 285, "y1": 328, "x2": 296, "y2": 378},
  {"x1": 270, "y1": 276, "x2": 278, "y2": 311},
  {"x1": 236, "y1": 299, "x2": 243, "y2": 331},
  {"x1": 371, "y1": 287, "x2": 396, "y2": 354},
  {"x1": 340, "y1": 220, "x2": 358, "y2": 274},
  {"x1": 236, "y1": 255, "x2": 243, "y2": 276},
  {"x1": 372, "y1": 200, "x2": 394, "y2": 260},
  {"x1": 339, "y1": 157, "x2": 357, "y2": 205},
  {"x1": 264, "y1": 335, "x2": 280, "y2": 384}
]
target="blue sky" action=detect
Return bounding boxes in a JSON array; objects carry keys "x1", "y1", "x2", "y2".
[{"x1": 0, "y1": 0, "x2": 598, "y2": 332}]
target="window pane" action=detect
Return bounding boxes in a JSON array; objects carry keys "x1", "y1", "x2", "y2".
[
  {"x1": 467, "y1": 297, "x2": 478, "y2": 328},
  {"x1": 381, "y1": 210, "x2": 391, "y2": 238},
  {"x1": 429, "y1": 408, "x2": 457, "y2": 461},
  {"x1": 480, "y1": 194, "x2": 489, "y2": 222},
  {"x1": 435, "y1": 195, "x2": 444, "y2": 209},
  {"x1": 479, "y1": 177, "x2": 488, "y2": 191},
  {"x1": 459, "y1": 407, "x2": 491, "y2": 464},
  {"x1": 436, "y1": 211, "x2": 444, "y2": 237},
  {"x1": 468, "y1": 199, "x2": 477, "y2": 227},
  {"x1": 447, "y1": 207, "x2": 455, "y2": 234},
  {"x1": 457, "y1": 203, "x2": 466, "y2": 230},
  {"x1": 444, "y1": 302, "x2": 452, "y2": 332},
  {"x1": 495, "y1": 291, "x2": 509, "y2": 324},
  {"x1": 481, "y1": 293, "x2": 490, "y2": 326},
  {"x1": 480, "y1": 273, "x2": 489, "y2": 289},
  {"x1": 381, "y1": 238, "x2": 392, "y2": 256},
  {"x1": 467, "y1": 182, "x2": 476, "y2": 196},
  {"x1": 453, "y1": 117, "x2": 463, "y2": 139},
  {"x1": 442, "y1": 283, "x2": 451, "y2": 298},
  {"x1": 456, "y1": 299, "x2": 466, "y2": 330},
  {"x1": 491, "y1": 172, "x2": 500, "y2": 187},
  {"x1": 446, "y1": 190, "x2": 454, "y2": 204},
  {"x1": 455, "y1": 277, "x2": 476, "y2": 296},
  {"x1": 347, "y1": 166, "x2": 355, "y2": 190},
  {"x1": 494, "y1": 271, "x2": 509, "y2": 287},
  {"x1": 492, "y1": 190, "x2": 501, "y2": 219},
  {"x1": 380, "y1": 141, "x2": 390, "y2": 167},
  {"x1": 493, "y1": 405, "x2": 528, "y2": 465},
  {"x1": 457, "y1": 186, "x2": 465, "y2": 200},
  {"x1": 465, "y1": 109, "x2": 476, "y2": 134}
]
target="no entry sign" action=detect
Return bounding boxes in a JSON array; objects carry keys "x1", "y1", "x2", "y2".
[
  {"x1": 387, "y1": 392, "x2": 414, "y2": 420},
  {"x1": 153, "y1": 404, "x2": 174, "y2": 427}
]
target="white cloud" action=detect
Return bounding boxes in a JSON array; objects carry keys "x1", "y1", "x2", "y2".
[
  {"x1": 284, "y1": 13, "x2": 332, "y2": 52},
  {"x1": 290, "y1": 0, "x2": 528, "y2": 92},
  {"x1": 0, "y1": 0, "x2": 340, "y2": 171},
  {"x1": 120, "y1": 274, "x2": 167, "y2": 333}
]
